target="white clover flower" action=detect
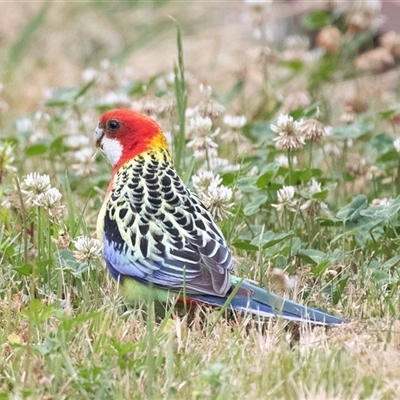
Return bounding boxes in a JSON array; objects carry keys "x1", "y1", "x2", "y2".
[
  {"x1": 71, "y1": 147, "x2": 97, "y2": 176},
  {"x1": 282, "y1": 35, "x2": 310, "y2": 62},
  {"x1": 393, "y1": 137, "x2": 400, "y2": 153},
  {"x1": 82, "y1": 68, "x2": 98, "y2": 82},
  {"x1": 300, "y1": 178, "x2": 330, "y2": 217},
  {"x1": 100, "y1": 59, "x2": 111, "y2": 70},
  {"x1": 34, "y1": 187, "x2": 64, "y2": 219},
  {"x1": 187, "y1": 136, "x2": 219, "y2": 159},
  {"x1": 371, "y1": 197, "x2": 393, "y2": 207},
  {"x1": 195, "y1": 84, "x2": 225, "y2": 118},
  {"x1": 16, "y1": 118, "x2": 33, "y2": 132},
  {"x1": 201, "y1": 156, "x2": 240, "y2": 173},
  {"x1": 23, "y1": 172, "x2": 51, "y2": 195},
  {"x1": 98, "y1": 92, "x2": 130, "y2": 106},
  {"x1": 64, "y1": 135, "x2": 90, "y2": 149},
  {"x1": 199, "y1": 183, "x2": 234, "y2": 222},
  {"x1": 192, "y1": 170, "x2": 222, "y2": 192},
  {"x1": 199, "y1": 83, "x2": 212, "y2": 96},
  {"x1": 308, "y1": 178, "x2": 322, "y2": 195},
  {"x1": 223, "y1": 115, "x2": 247, "y2": 129},
  {"x1": 347, "y1": 0, "x2": 385, "y2": 33},
  {"x1": 34, "y1": 187, "x2": 62, "y2": 207},
  {"x1": 73, "y1": 236, "x2": 103, "y2": 264},
  {"x1": 185, "y1": 108, "x2": 197, "y2": 119},
  {"x1": 275, "y1": 154, "x2": 298, "y2": 168},
  {"x1": 271, "y1": 114, "x2": 305, "y2": 150},
  {"x1": 271, "y1": 185, "x2": 297, "y2": 213},
  {"x1": 186, "y1": 115, "x2": 213, "y2": 137}
]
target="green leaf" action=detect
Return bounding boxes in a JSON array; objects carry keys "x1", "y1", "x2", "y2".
[
  {"x1": 251, "y1": 230, "x2": 294, "y2": 249},
  {"x1": 310, "y1": 260, "x2": 330, "y2": 275},
  {"x1": 243, "y1": 193, "x2": 268, "y2": 216},
  {"x1": 50, "y1": 136, "x2": 65, "y2": 154},
  {"x1": 13, "y1": 264, "x2": 33, "y2": 276},
  {"x1": 34, "y1": 337, "x2": 61, "y2": 356},
  {"x1": 298, "y1": 249, "x2": 328, "y2": 265},
  {"x1": 73, "y1": 79, "x2": 95, "y2": 100},
  {"x1": 344, "y1": 30, "x2": 374, "y2": 56},
  {"x1": 336, "y1": 195, "x2": 368, "y2": 222},
  {"x1": 384, "y1": 255, "x2": 400, "y2": 269},
  {"x1": 25, "y1": 143, "x2": 48, "y2": 156},
  {"x1": 371, "y1": 132, "x2": 396, "y2": 153},
  {"x1": 35, "y1": 260, "x2": 51, "y2": 274},
  {"x1": 232, "y1": 241, "x2": 258, "y2": 251},
  {"x1": 370, "y1": 267, "x2": 390, "y2": 284},
  {"x1": 256, "y1": 163, "x2": 280, "y2": 188},
  {"x1": 45, "y1": 87, "x2": 81, "y2": 106},
  {"x1": 279, "y1": 60, "x2": 304, "y2": 72},
  {"x1": 378, "y1": 105, "x2": 400, "y2": 120},
  {"x1": 236, "y1": 176, "x2": 259, "y2": 193},
  {"x1": 332, "y1": 276, "x2": 349, "y2": 305},
  {"x1": 378, "y1": 149, "x2": 399, "y2": 163},
  {"x1": 302, "y1": 10, "x2": 331, "y2": 30},
  {"x1": 333, "y1": 121, "x2": 374, "y2": 140},
  {"x1": 311, "y1": 188, "x2": 330, "y2": 200}
]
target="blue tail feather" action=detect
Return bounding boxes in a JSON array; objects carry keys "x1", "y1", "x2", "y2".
[{"x1": 192, "y1": 279, "x2": 346, "y2": 326}]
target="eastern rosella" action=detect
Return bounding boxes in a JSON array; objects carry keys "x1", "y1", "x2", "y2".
[{"x1": 95, "y1": 109, "x2": 345, "y2": 325}]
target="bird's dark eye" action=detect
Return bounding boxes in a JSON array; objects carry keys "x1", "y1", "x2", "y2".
[{"x1": 107, "y1": 120, "x2": 121, "y2": 131}]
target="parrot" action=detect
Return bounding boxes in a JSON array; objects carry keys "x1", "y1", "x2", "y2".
[{"x1": 94, "y1": 108, "x2": 345, "y2": 325}]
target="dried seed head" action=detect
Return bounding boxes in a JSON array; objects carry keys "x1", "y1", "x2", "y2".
[
  {"x1": 300, "y1": 119, "x2": 327, "y2": 142},
  {"x1": 345, "y1": 92, "x2": 368, "y2": 114},
  {"x1": 131, "y1": 95, "x2": 176, "y2": 116},
  {"x1": 355, "y1": 47, "x2": 395, "y2": 73},
  {"x1": 366, "y1": 165, "x2": 384, "y2": 180},
  {"x1": 346, "y1": 153, "x2": 368, "y2": 177},
  {"x1": 339, "y1": 106, "x2": 356, "y2": 125},
  {"x1": 380, "y1": 30, "x2": 400, "y2": 58},
  {"x1": 316, "y1": 26, "x2": 342, "y2": 53},
  {"x1": 269, "y1": 268, "x2": 297, "y2": 294},
  {"x1": 52, "y1": 231, "x2": 71, "y2": 249},
  {"x1": 194, "y1": 84, "x2": 225, "y2": 119}
]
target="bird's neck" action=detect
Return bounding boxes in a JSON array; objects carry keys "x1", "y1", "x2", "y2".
[{"x1": 111, "y1": 130, "x2": 169, "y2": 175}]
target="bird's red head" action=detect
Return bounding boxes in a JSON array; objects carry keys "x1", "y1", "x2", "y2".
[{"x1": 95, "y1": 108, "x2": 168, "y2": 171}]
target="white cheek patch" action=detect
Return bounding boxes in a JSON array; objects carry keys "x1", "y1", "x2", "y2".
[{"x1": 102, "y1": 137, "x2": 123, "y2": 167}]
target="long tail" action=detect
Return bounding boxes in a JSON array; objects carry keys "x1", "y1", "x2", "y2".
[{"x1": 190, "y1": 278, "x2": 346, "y2": 326}]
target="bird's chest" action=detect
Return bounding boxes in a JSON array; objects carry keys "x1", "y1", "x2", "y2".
[{"x1": 105, "y1": 156, "x2": 189, "y2": 223}]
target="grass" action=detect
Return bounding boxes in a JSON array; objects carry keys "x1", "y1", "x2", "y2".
[{"x1": 1, "y1": 2, "x2": 400, "y2": 399}]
